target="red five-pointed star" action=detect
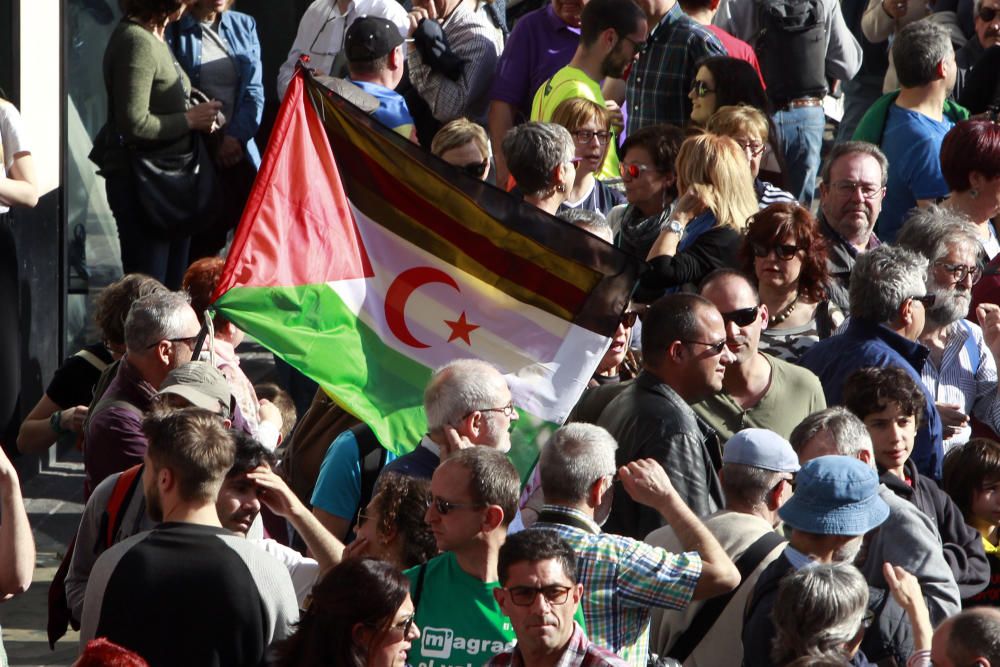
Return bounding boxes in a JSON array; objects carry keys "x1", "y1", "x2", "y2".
[{"x1": 444, "y1": 311, "x2": 480, "y2": 345}]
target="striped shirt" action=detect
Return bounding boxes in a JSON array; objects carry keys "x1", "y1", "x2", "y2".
[
  {"x1": 755, "y1": 179, "x2": 796, "y2": 208},
  {"x1": 625, "y1": 3, "x2": 725, "y2": 132},
  {"x1": 920, "y1": 318, "x2": 1000, "y2": 449},
  {"x1": 534, "y1": 505, "x2": 702, "y2": 666}
]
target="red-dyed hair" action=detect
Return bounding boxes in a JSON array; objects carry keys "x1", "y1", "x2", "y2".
[
  {"x1": 940, "y1": 120, "x2": 1000, "y2": 192},
  {"x1": 75, "y1": 638, "x2": 149, "y2": 667},
  {"x1": 740, "y1": 202, "x2": 830, "y2": 302},
  {"x1": 182, "y1": 257, "x2": 228, "y2": 329}
]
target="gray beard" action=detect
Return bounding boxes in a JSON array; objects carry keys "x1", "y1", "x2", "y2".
[{"x1": 927, "y1": 289, "x2": 971, "y2": 326}]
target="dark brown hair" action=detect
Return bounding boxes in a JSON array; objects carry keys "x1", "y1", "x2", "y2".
[
  {"x1": 943, "y1": 438, "x2": 1000, "y2": 523},
  {"x1": 741, "y1": 202, "x2": 830, "y2": 302}
]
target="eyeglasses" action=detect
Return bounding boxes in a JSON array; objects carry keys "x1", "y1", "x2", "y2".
[
  {"x1": 460, "y1": 159, "x2": 489, "y2": 178},
  {"x1": 145, "y1": 335, "x2": 199, "y2": 350},
  {"x1": 861, "y1": 609, "x2": 875, "y2": 629},
  {"x1": 571, "y1": 129, "x2": 612, "y2": 145},
  {"x1": 619, "y1": 162, "x2": 658, "y2": 178},
  {"x1": 388, "y1": 613, "x2": 416, "y2": 637},
  {"x1": 934, "y1": 260, "x2": 983, "y2": 285},
  {"x1": 751, "y1": 242, "x2": 804, "y2": 261},
  {"x1": 831, "y1": 180, "x2": 884, "y2": 200},
  {"x1": 505, "y1": 585, "x2": 573, "y2": 607},
  {"x1": 691, "y1": 80, "x2": 715, "y2": 98},
  {"x1": 721, "y1": 306, "x2": 760, "y2": 327},
  {"x1": 979, "y1": 5, "x2": 998, "y2": 21},
  {"x1": 908, "y1": 294, "x2": 937, "y2": 308},
  {"x1": 430, "y1": 495, "x2": 486, "y2": 515},
  {"x1": 620, "y1": 310, "x2": 642, "y2": 327},
  {"x1": 681, "y1": 339, "x2": 728, "y2": 355},
  {"x1": 356, "y1": 508, "x2": 371, "y2": 526},
  {"x1": 463, "y1": 400, "x2": 516, "y2": 420},
  {"x1": 735, "y1": 140, "x2": 767, "y2": 158},
  {"x1": 621, "y1": 35, "x2": 647, "y2": 55}
]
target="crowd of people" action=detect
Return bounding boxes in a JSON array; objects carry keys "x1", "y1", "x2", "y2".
[{"x1": 4, "y1": 0, "x2": 1000, "y2": 663}]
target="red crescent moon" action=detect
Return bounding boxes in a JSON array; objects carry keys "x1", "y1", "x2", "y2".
[{"x1": 384, "y1": 267, "x2": 461, "y2": 348}]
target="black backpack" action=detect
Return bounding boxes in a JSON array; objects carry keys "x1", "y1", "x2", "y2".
[{"x1": 753, "y1": 0, "x2": 828, "y2": 104}]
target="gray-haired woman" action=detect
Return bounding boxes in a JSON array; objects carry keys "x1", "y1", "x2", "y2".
[{"x1": 502, "y1": 122, "x2": 577, "y2": 216}]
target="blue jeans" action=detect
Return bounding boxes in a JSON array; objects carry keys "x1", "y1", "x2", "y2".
[{"x1": 773, "y1": 105, "x2": 826, "y2": 206}]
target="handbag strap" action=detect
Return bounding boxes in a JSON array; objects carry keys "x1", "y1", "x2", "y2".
[{"x1": 667, "y1": 530, "x2": 785, "y2": 663}]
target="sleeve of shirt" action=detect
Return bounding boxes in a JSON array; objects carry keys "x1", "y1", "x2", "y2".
[
  {"x1": 615, "y1": 541, "x2": 702, "y2": 610},
  {"x1": 0, "y1": 101, "x2": 28, "y2": 169},
  {"x1": 46, "y1": 355, "x2": 97, "y2": 409},
  {"x1": 488, "y1": 19, "x2": 533, "y2": 107},
  {"x1": 258, "y1": 539, "x2": 321, "y2": 608},
  {"x1": 407, "y1": 17, "x2": 500, "y2": 122},
  {"x1": 227, "y1": 15, "x2": 265, "y2": 144},
  {"x1": 824, "y1": 0, "x2": 863, "y2": 81},
  {"x1": 310, "y1": 430, "x2": 362, "y2": 519}
]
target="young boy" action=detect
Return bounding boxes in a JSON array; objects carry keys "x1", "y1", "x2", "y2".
[
  {"x1": 844, "y1": 367, "x2": 989, "y2": 600},
  {"x1": 943, "y1": 438, "x2": 1000, "y2": 607}
]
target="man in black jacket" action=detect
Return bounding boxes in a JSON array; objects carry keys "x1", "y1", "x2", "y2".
[{"x1": 597, "y1": 293, "x2": 735, "y2": 538}]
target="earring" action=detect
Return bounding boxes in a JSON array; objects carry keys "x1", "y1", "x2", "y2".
[
  {"x1": 556, "y1": 183, "x2": 566, "y2": 193},
  {"x1": 971, "y1": 188, "x2": 979, "y2": 199}
]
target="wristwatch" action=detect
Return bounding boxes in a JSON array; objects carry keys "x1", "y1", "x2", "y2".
[{"x1": 666, "y1": 219, "x2": 685, "y2": 234}]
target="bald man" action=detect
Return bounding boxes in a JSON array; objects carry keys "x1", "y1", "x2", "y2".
[{"x1": 931, "y1": 608, "x2": 1000, "y2": 667}]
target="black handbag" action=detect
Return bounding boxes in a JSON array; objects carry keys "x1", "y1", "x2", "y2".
[{"x1": 129, "y1": 133, "x2": 221, "y2": 240}]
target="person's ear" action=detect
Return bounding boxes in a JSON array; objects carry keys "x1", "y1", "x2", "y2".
[
  {"x1": 601, "y1": 27, "x2": 618, "y2": 51},
  {"x1": 572, "y1": 583, "x2": 583, "y2": 603},
  {"x1": 667, "y1": 340, "x2": 686, "y2": 363},
  {"x1": 482, "y1": 505, "x2": 505, "y2": 532},
  {"x1": 857, "y1": 449, "x2": 874, "y2": 467},
  {"x1": 898, "y1": 297, "x2": 915, "y2": 328},
  {"x1": 758, "y1": 304, "x2": 769, "y2": 331},
  {"x1": 588, "y1": 477, "x2": 605, "y2": 507},
  {"x1": 159, "y1": 466, "x2": 176, "y2": 493},
  {"x1": 493, "y1": 586, "x2": 510, "y2": 614},
  {"x1": 970, "y1": 170, "x2": 989, "y2": 193},
  {"x1": 351, "y1": 622, "x2": 371, "y2": 649}
]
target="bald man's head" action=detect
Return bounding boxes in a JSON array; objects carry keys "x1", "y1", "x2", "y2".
[{"x1": 932, "y1": 608, "x2": 1000, "y2": 667}]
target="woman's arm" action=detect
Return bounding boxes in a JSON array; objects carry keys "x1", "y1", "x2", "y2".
[
  {"x1": 0, "y1": 151, "x2": 38, "y2": 208},
  {"x1": 0, "y1": 446, "x2": 33, "y2": 598},
  {"x1": 16, "y1": 394, "x2": 88, "y2": 455}
]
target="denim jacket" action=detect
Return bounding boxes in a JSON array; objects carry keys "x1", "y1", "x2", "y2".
[{"x1": 167, "y1": 11, "x2": 264, "y2": 167}]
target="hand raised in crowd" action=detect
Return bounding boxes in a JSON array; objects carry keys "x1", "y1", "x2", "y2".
[
  {"x1": 618, "y1": 458, "x2": 676, "y2": 508},
  {"x1": 881, "y1": 0, "x2": 908, "y2": 19},
  {"x1": 216, "y1": 135, "x2": 244, "y2": 169},
  {"x1": 936, "y1": 402, "x2": 969, "y2": 440},
  {"x1": 407, "y1": 0, "x2": 437, "y2": 36},
  {"x1": 245, "y1": 464, "x2": 303, "y2": 520},
  {"x1": 977, "y1": 303, "x2": 1000, "y2": 361},
  {"x1": 185, "y1": 100, "x2": 223, "y2": 133},
  {"x1": 883, "y1": 562, "x2": 932, "y2": 651},
  {"x1": 439, "y1": 424, "x2": 474, "y2": 459},
  {"x1": 604, "y1": 100, "x2": 624, "y2": 133}
]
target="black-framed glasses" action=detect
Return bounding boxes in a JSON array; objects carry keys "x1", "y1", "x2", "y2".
[
  {"x1": 690, "y1": 80, "x2": 715, "y2": 98},
  {"x1": 681, "y1": 339, "x2": 727, "y2": 355},
  {"x1": 463, "y1": 400, "x2": 516, "y2": 420},
  {"x1": 621, "y1": 35, "x2": 647, "y2": 55},
  {"x1": 620, "y1": 310, "x2": 642, "y2": 327},
  {"x1": 751, "y1": 242, "x2": 804, "y2": 261},
  {"x1": 388, "y1": 613, "x2": 416, "y2": 636},
  {"x1": 430, "y1": 495, "x2": 486, "y2": 515},
  {"x1": 735, "y1": 140, "x2": 766, "y2": 157},
  {"x1": 505, "y1": 585, "x2": 573, "y2": 607},
  {"x1": 979, "y1": 5, "x2": 998, "y2": 21},
  {"x1": 721, "y1": 306, "x2": 760, "y2": 327},
  {"x1": 934, "y1": 260, "x2": 983, "y2": 285},
  {"x1": 571, "y1": 129, "x2": 612, "y2": 145},
  {"x1": 908, "y1": 294, "x2": 937, "y2": 308},
  {"x1": 460, "y1": 159, "x2": 489, "y2": 178},
  {"x1": 619, "y1": 162, "x2": 657, "y2": 178},
  {"x1": 831, "y1": 180, "x2": 884, "y2": 200},
  {"x1": 145, "y1": 335, "x2": 199, "y2": 350}
]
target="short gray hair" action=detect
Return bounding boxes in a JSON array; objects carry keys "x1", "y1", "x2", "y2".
[
  {"x1": 895, "y1": 205, "x2": 982, "y2": 265},
  {"x1": 771, "y1": 563, "x2": 870, "y2": 665},
  {"x1": 539, "y1": 423, "x2": 618, "y2": 503},
  {"x1": 721, "y1": 463, "x2": 783, "y2": 510},
  {"x1": 502, "y1": 122, "x2": 575, "y2": 197},
  {"x1": 893, "y1": 20, "x2": 953, "y2": 88},
  {"x1": 849, "y1": 245, "x2": 928, "y2": 323},
  {"x1": 790, "y1": 407, "x2": 874, "y2": 460},
  {"x1": 558, "y1": 209, "x2": 613, "y2": 243},
  {"x1": 424, "y1": 359, "x2": 508, "y2": 430},
  {"x1": 124, "y1": 291, "x2": 193, "y2": 352},
  {"x1": 820, "y1": 141, "x2": 888, "y2": 187}
]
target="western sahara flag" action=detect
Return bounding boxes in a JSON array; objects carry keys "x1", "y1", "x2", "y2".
[{"x1": 212, "y1": 68, "x2": 640, "y2": 476}]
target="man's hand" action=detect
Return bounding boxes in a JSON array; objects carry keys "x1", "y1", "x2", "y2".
[
  {"x1": 216, "y1": 135, "x2": 244, "y2": 168},
  {"x1": 246, "y1": 465, "x2": 304, "y2": 519},
  {"x1": 439, "y1": 425, "x2": 474, "y2": 459},
  {"x1": 343, "y1": 535, "x2": 372, "y2": 560},
  {"x1": 977, "y1": 303, "x2": 1000, "y2": 361},
  {"x1": 618, "y1": 458, "x2": 675, "y2": 509},
  {"x1": 604, "y1": 100, "x2": 624, "y2": 133},
  {"x1": 881, "y1": 0, "x2": 907, "y2": 18},
  {"x1": 937, "y1": 402, "x2": 969, "y2": 439},
  {"x1": 407, "y1": 0, "x2": 436, "y2": 37},
  {"x1": 62, "y1": 405, "x2": 89, "y2": 435}
]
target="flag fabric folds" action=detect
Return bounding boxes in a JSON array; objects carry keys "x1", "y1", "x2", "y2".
[{"x1": 212, "y1": 67, "x2": 640, "y2": 474}]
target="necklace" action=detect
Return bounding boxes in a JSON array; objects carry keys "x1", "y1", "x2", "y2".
[{"x1": 769, "y1": 293, "x2": 799, "y2": 325}]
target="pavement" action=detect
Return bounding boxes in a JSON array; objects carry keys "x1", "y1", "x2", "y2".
[{"x1": 1, "y1": 453, "x2": 84, "y2": 666}]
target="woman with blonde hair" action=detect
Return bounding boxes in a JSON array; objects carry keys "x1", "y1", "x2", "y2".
[
  {"x1": 549, "y1": 97, "x2": 625, "y2": 217},
  {"x1": 642, "y1": 133, "x2": 757, "y2": 295},
  {"x1": 430, "y1": 118, "x2": 490, "y2": 182},
  {"x1": 707, "y1": 104, "x2": 794, "y2": 208}
]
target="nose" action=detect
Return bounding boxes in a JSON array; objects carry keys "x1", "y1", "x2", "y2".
[
  {"x1": 409, "y1": 622, "x2": 421, "y2": 641},
  {"x1": 424, "y1": 503, "x2": 438, "y2": 525},
  {"x1": 529, "y1": 591, "x2": 553, "y2": 613},
  {"x1": 720, "y1": 346, "x2": 737, "y2": 365},
  {"x1": 724, "y1": 318, "x2": 741, "y2": 339}
]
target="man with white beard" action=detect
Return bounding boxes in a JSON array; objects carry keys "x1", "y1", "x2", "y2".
[{"x1": 896, "y1": 207, "x2": 1000, "y2": 448}]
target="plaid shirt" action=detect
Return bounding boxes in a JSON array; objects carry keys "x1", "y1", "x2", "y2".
[
  {"x1": 534, "y1": 505, "x2": 702, "y2": 667},
  {"x1": 486, "y1": 622, "x2": 629, "y2": 666},
  {"x1": 625, "y1": 3, "x2": 724, "y2": 132}
]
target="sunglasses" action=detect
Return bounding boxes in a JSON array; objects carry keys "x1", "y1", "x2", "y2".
[
  {"x1": 909, "y1": 294, "x2": 937, "y2": 308},
  {"x1": 691, "y1": 80, "x2": 715, "y2": 98},
  {"x1": 619, "y1": 310, "x2": 641, "y2": 327},
  {"x1": 145, "y1": 335, "x2": 199, "y2": 350},
  {"x1": 681, "y1": 339, "x2": 728, "y2": 355},
  {"x1": 619, "y1": 162, "x2": 658, "y2": 178},
  {"x1": 751, "y1": 242, "x2": 803, "y2": 261},
  {"x1": 430, "y1": 495, "x2": 486, "y2": 515},
  {"x1": 721, "y1": 306, "x2": 759, "y2": 327},
  {"x1": 505, "y1": 585, "x2": 573, "y2": 607},
  {"x1": 980, "y1": 5, "x2": 998, "y2": 21},
  {"x1": 460, "y1": 159, "x2": 489, "y2": 178}
]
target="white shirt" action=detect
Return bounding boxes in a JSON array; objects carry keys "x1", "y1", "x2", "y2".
[
  {"x1": 0, "y1": 100, "x2": 29, "y2": 215},
  {"x1": 277, "y1": 0, "x2": 409, "y2": 100},
  {"x1": 253, "y1": 538, "x2": 321, "y2": 607}
]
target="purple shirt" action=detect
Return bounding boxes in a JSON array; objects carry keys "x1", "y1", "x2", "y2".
[{"x1": 488, "y1": 3, "x2": 580, "y2": 117}]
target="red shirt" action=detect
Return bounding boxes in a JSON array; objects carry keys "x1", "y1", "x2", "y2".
[{"x1": 706, "y1": 25, "x2": 766, "y2": 89}]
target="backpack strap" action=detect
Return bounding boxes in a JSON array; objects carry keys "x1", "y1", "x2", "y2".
[
  {"x1": 350, "y1": 424, "x2": 388, "y2": 532},
  {"x1": 100, "y1": 464, "x2": 144, "y2": 550},
  {"x1": 669, "y1": 531, "x2": 786, "y2": 662},
  {"x1": 412, "y1": 562, "x2": 429, "y2": 614},
  {"x1": 73, "y1": 349, "x2": 110, "y2": 372}
]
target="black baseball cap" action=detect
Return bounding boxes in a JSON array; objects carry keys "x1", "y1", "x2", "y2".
[{"x1": 345, "y1": 16, "x2": 405, "y2": 62}]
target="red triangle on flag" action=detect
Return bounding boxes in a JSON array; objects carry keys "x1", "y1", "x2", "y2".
[{"x1": 213, "y1": 66, "x2": 373, "y2": 300}]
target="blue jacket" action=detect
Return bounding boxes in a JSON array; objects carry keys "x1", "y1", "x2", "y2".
[
  {"x1": 167, "y1": 11, "x2": 264, "y2": 168},
  {"x1": 799, "y1": 318, "x2": 945, "y2": 480}
]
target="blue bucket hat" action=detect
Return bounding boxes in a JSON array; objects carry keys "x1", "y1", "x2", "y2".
[{"x1": 778, "y1": 455, "x2": 889, "y2": 536}]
